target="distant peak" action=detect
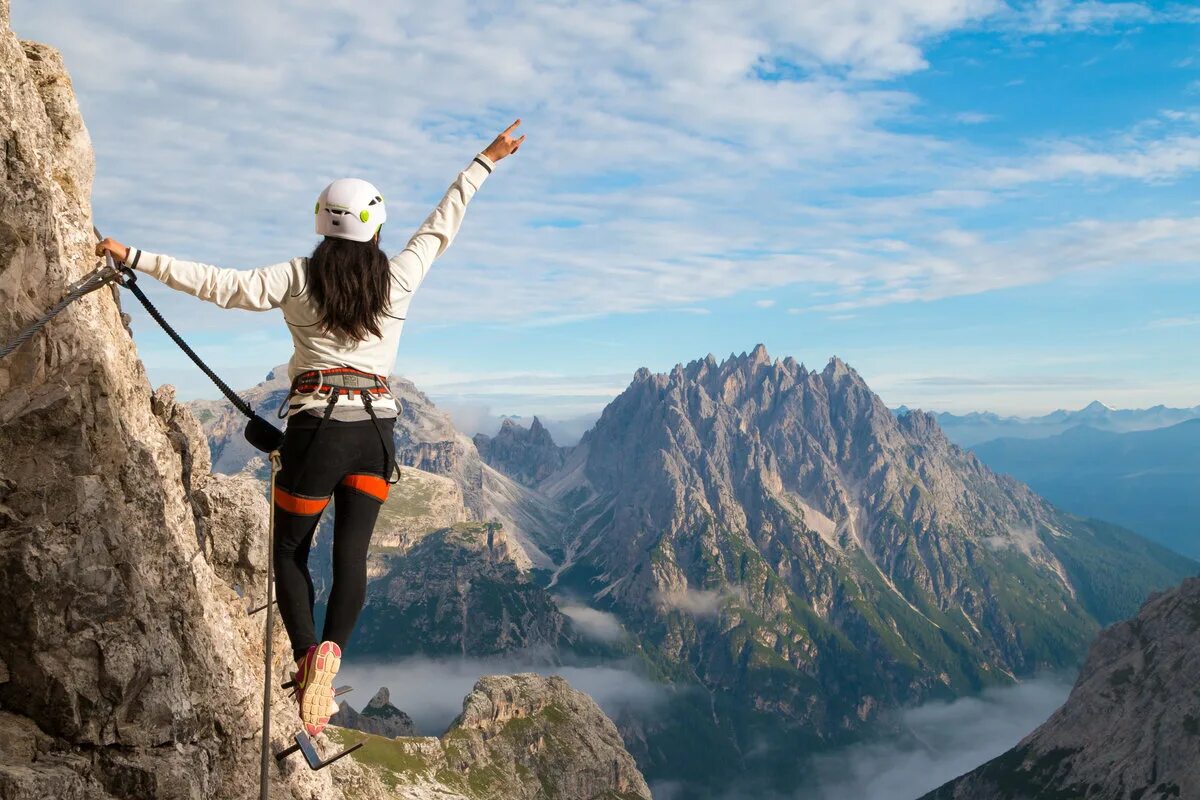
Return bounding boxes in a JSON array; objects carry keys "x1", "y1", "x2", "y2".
[
  {"x1": 822, "y1": 355, "x2": 852, "y2": 377},
  {"x1": 1082, "y1": 400, "x2": 1115, "y2": 413},
  {"x1": 749, "y1": 343, "x2": 770, "y2": 365},
  {"x1": 368, "y1": 687, "x2": 391, "y2": 708}
]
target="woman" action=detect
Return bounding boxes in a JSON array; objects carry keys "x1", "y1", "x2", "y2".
[{"x1": 96, "y1": 120, "x2": 525, "y2": 735}]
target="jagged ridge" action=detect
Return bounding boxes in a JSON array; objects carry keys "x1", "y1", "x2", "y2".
[{"x1": 545, "y1": 344, "x2": 1193, "y2": 788}]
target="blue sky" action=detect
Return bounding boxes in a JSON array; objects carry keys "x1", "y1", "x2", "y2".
[{"x1": 12, "y1": 1, "x2": 1200, "y2": 436}]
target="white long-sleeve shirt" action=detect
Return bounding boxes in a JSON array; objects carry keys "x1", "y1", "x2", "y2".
[{"x1": 123, "y1": 153, "x2": 494, "y2": 416}]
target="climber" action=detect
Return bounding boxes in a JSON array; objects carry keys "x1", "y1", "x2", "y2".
[{"x1": 95, "y1": 120, "x2": 525, "y2": 737}]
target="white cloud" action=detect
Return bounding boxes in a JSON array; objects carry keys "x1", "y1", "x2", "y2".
[
  {"x1": 9, "y1": 0, "x2": 1200, "y2": 389},
  {"x1": 755, "y1": 299, "x2": 777, "y2": 308},
  {"x1": 811, "y1": 215, "x2": 1200, "y2": 312},
  {"x1": 656, "y1": 587, "x2": 726, "y2": 617},
  {"x1": 805, "y1": 676, "x2": 1073, "y2": 800},
  {"x1": 1014, "y1": 0, "x2": 1156, "y2": 32},
  {"x1": 559, "y1": 603, "x2": 626, "y2": 642},
  {"x1": 954, "y1": 111, "x2": 995, "y2": 124},
  {"x1": 1146, "y1": 315, "x2": 1200, "y2": 329},
  {"x1": 339, "y1": 654, "x2": 664, "y2": 735},
  {"x1": 988, "y1": 135, "x2": 1200, "y2": 185}
]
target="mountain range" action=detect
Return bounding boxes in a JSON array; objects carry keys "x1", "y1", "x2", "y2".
[
  {"x1": 194, "y1": 346, "x2": 1196, "y2": 797},
  {"x1": 913, "y1": 401, "x2": 1200, "y2": 448},
  {"x1": 971, "y1": 420, "x2": 1200, "y2": 558}
]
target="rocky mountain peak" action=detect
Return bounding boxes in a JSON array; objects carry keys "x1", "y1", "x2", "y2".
[
  {"x1": 262, "y1": 362, "x2": 291, "y2": 384},
  {"x1": 474, "y1": 415, "x2": 567, "y2": 488},
  {"x1": 926, "y1": 576, "x2": 1200, "y2": 799},
  {"x1": 548, "y1": 342, "x2": 1191, "y2": 781},
  {"x1": 366, "y1": 686, "x2": 394, "y2": 711}
]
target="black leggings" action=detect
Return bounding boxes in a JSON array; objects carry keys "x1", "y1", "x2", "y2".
[{"x1": 273, "y1": 412, "x2": 396, "y2": 661}]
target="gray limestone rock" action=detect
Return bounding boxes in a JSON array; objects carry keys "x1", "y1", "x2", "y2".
[{"x1": 924, "y1": 576, "x2": 1200, "y2": 800}]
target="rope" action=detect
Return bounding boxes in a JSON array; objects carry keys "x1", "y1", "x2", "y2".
[
  {"x1": 0, "y1": 263, "x2": 124, "y2": 360},
  {"x1": 2, "y1": 231, "x2": 267, "y2": 435},
  {"x1": 260, "y1": 449, "x2": 282, "y2": 800},
  {"x1": 120, "y1": 271, "x2": 256, "y2": 419}
]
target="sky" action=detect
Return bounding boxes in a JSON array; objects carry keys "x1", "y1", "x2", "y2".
[{"x1": 11, "y1": 0, "x2": 1200, "y2": 432}]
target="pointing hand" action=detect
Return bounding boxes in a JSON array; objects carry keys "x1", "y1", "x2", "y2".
[{"x1": 482, "y1": 119, "x2": 525, "y2": 163}]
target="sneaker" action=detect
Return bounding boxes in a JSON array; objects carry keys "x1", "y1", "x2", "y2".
[{"x1": 292, "y1": 641, "x2": 342, "y2": 736}]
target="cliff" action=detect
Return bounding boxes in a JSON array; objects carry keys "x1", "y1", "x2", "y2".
[
  {"x1": 327, "y1": 674, "x2": 651, "y2": 800},
  {"x1": 0, "y1": 7, "x2": 351, "y2": 795},
  {"x1": 924, "y1": 577, "x2": 1200, "y2": 800}
]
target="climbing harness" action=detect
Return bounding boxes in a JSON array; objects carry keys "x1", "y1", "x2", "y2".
[
  {"x1": 278, "y1": 367, "x2": 400, "y2": 484},
  {"x1": 0, "y1": 230, "x2": 284, "y2": 452}
]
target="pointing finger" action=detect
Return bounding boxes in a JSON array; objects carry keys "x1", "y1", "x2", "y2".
[{"x1": 502, "y1": 118, "x2": 521, "y2": 135}]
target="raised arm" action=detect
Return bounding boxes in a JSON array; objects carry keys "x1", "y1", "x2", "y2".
[
  {"x1": 95, "y1": 238, "x2": 294, "y2": 311},
  {"x1": 390, "y1": 119, "x2": 525, "y2": 292}
]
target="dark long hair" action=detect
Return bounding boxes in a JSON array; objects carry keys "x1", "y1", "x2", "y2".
[{"x1": 306, "y1": 235, "x2": 391, "y2": 340}]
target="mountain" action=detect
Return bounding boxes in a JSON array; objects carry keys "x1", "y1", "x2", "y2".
[
  {"x1": 922, "y1": 402, "x2": 1200, "y2": 448},
  {"x1": 329, "y1": 686, "x2": 416, "y2": 738},
  {"x1": 971, "y1": 420, "x2": 1200, "y2": 557},
  {"x1": 190, "y1": 367, "x2": 568, "y2": 570},
  {"x1": 924, "y1": 576, "x2": 1200, "y2": 799},
  {"x1": 353, "y1": 522, "x2": 578, "y2": 657},
  {"x1": 327, "y1": 674, "x2": 651, "y2": 799},
  {"x1": 474, "y1": 416, "x2": 570, "y2": 487},
  {"x1": 0, "y1": 13, "x2": 649, "y2": 798},
  {"x1": 539, "y1": 345, "x2": 1194, "y2": 792}
]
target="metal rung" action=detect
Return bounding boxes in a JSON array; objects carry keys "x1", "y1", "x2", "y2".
[
  {"x1": 249, "y1": 598, "x2": 277, "y2": 615},
  {"x1": 275, "y1": 732, "x2": 364, "y2": 771}
]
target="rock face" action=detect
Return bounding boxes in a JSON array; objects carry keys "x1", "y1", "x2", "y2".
[
  {"x1": 354, "y1": 523, "x2": 576, "y2": 657},
  {"x1": 924, "y1": 576, "x2": 1200, "y2": 800},
  {"x1": 329, "y1": 687, "x2": 416, "y2": 739},
  {"x1": 328, "y1": 674, "x2": 652, "y2": 800},
  {"x1": 544, "y1": 345, "x2": 1193, "y2": 789},
  {"x1": 0, "y1": 11, "x2": 353, "y2": 797},
  {"x1": 474, "y1": 417, "x2": 568, "y2": 488},
  {"x1": 0, "y1": 12, "x2": 649, "y2": 799}
]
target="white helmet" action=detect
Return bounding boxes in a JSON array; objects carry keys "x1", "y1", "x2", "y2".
[{"x1": 315, "y1": 178, "x2": 387, "y2": 242}]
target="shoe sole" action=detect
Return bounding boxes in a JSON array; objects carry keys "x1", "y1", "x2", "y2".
[{"x1": 300, "y1": 641, "x2": 341, "y2": 736}]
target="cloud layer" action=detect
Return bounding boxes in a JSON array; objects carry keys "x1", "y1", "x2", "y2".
[
  {"x1": 339, "y1": 654, "x2": 664, "y2": 735},
  {"x1": 14, "y1": 0, "x2": 1199, "y2": 332}
]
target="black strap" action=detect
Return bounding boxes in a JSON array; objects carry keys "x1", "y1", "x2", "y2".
[
  {"x1": 120, "y1": 268, "x2": 256, "y2": 419},
  {"x1": 118, "y1": 268, "x2": 285, "y2": 453},
  {"x1": 361, "y1": 392, "x2": 399, "y2": 484}
]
